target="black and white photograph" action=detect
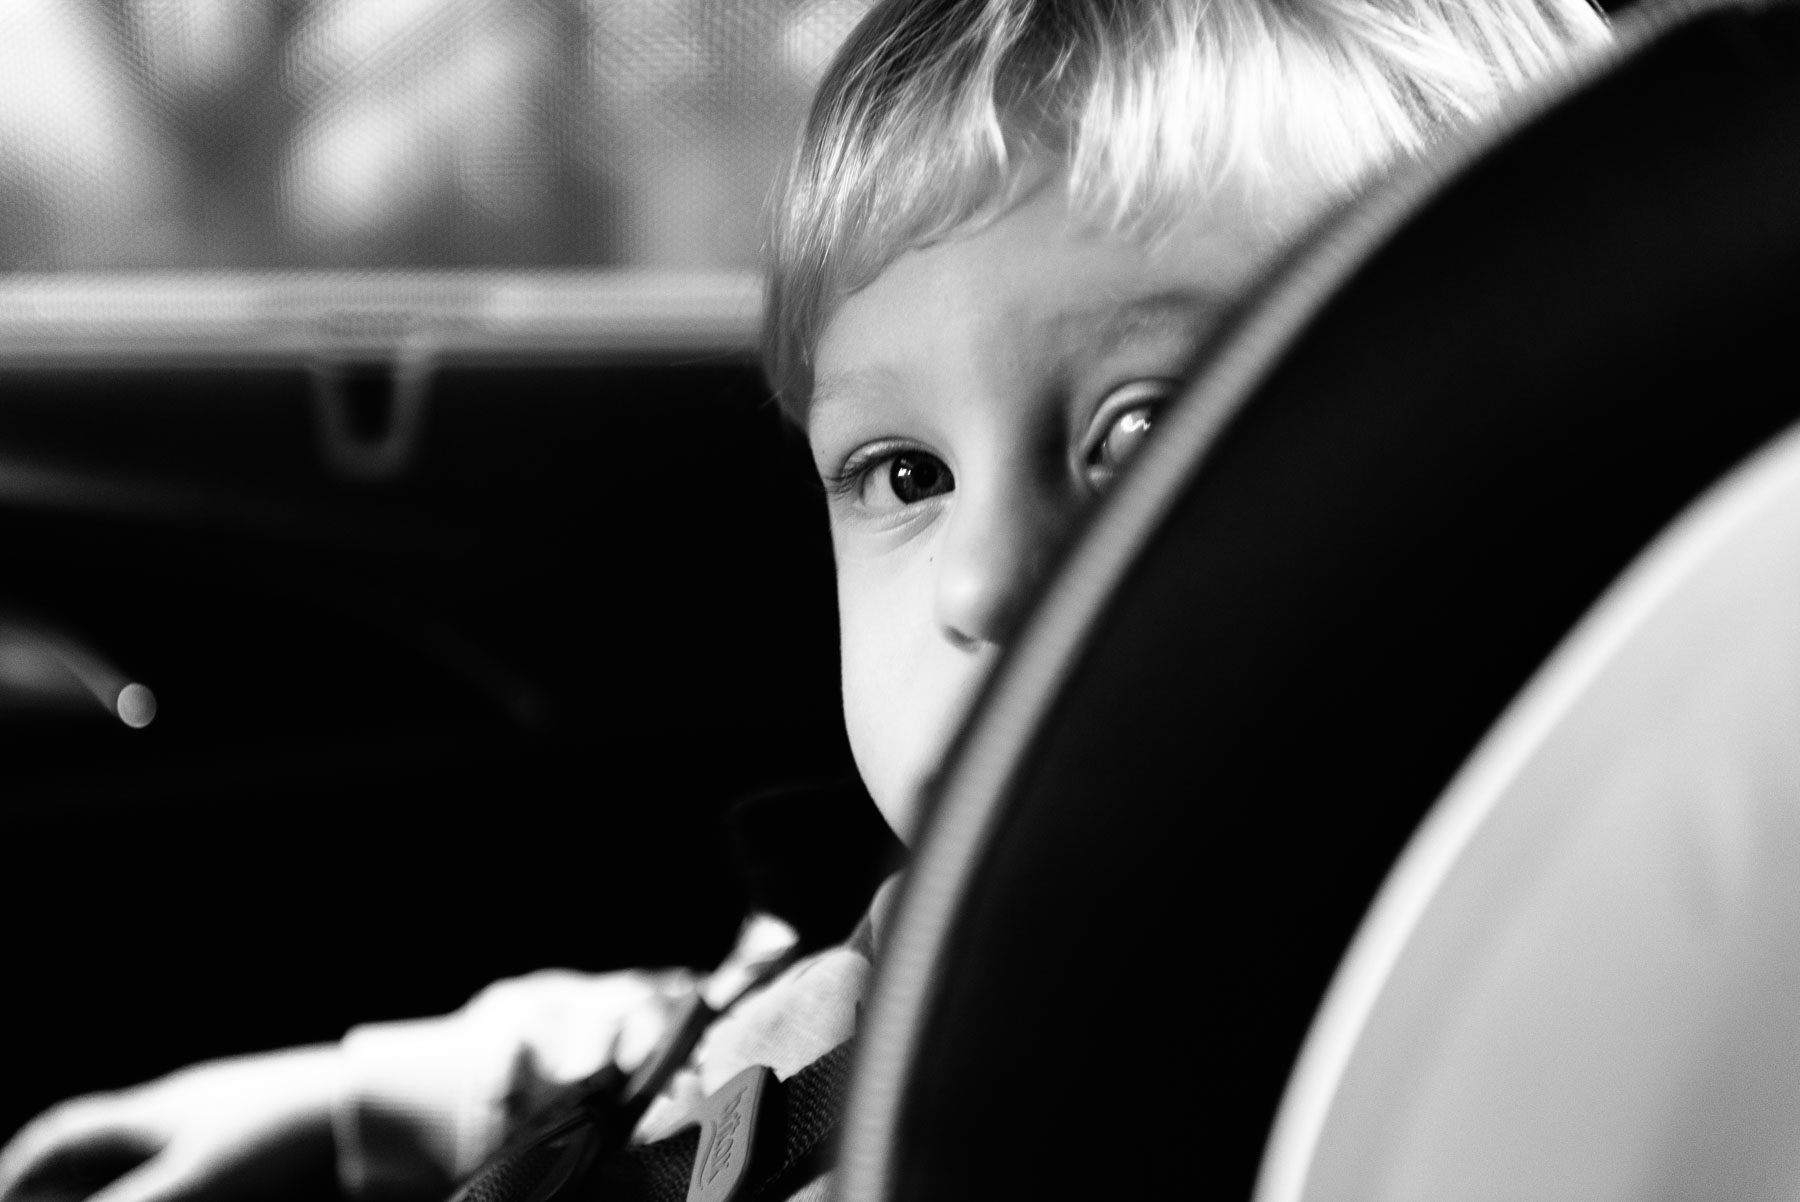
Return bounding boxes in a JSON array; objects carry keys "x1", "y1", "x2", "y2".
[{"x1": 2, "y1": 0, "x2": 1797, "y2": 1199}]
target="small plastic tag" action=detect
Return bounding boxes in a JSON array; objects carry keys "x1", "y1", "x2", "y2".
[{"x1": 685, "y1": 1065, "x2": 774, "y2": 1202}]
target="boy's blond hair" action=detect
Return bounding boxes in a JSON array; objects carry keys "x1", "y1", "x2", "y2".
[{"x1": 763, "y1": 0, "x2": 1609, "y2": 418}]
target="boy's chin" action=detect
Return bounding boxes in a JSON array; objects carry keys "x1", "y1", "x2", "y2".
[
  {"x1": 851, "y1": 691, "x2": 985, "y2": 846},
  {"x1": 869, "y1": 782, "x2": 923, "y2": 846},
  {"x1": 862, "y1": 760, "x2": 938, "y2": 846}
]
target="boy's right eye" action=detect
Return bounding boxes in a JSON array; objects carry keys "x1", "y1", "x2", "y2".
[{"x1": 832, "y1": 448, "x2": 956, "y2": 514}]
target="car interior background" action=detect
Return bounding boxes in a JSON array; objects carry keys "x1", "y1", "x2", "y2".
[{"x1": 0, "y1": 0, "x2": 886, "y2": 1149}]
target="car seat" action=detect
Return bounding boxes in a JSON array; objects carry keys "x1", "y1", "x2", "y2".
[{"x1": 833, "y1": 0, "x2": 1800, "y2": 1196}]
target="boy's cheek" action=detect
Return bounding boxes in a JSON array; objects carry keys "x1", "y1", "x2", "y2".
[
  {"x1": 844, "y1": 651, "x2": 998, "y2": 844},
  {"x1": 838, "y1": 562, "x2": 945, "y2": 841},
  {"x1": 838, "y1": 575, "x2": 919, "y2": 834},
  {"x1": 840, "y1": 656, "x2": 925, "y2": 840},
  {"x1": 838, "y1": 601, "x2": 996, "y2": 844}
]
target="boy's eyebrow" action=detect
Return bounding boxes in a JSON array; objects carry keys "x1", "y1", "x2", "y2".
[
  {"x1": 1075, "y1": 288, "x2": 1236, "y2": 358},
  {"x1": 808, "y1": 363, "x2": 905, "y2": 437},
  {"x1": 812, "y1": 364, "x2": 899, "y2": 407}
]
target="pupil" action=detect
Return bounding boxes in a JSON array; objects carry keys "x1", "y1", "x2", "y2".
[{"x1": 891, "y1": 454, "x2": 943, "y2": 503}]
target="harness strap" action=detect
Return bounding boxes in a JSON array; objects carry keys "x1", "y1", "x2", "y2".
[{"x1": 582, "y1": 1040, "x2": 856, "y2": 1202}]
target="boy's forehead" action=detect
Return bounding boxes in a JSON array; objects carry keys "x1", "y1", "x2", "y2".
[
  {"x1": 808, "y1": 187, "x2": 1283, "y2": 430},
  {"x1": 813, "y1": 288, "x2": 1224, "y2": 398}
]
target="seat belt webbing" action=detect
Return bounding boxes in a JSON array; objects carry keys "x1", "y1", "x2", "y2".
[{"x1": 584, "y1": 1040, "x2": 856, "y2": 1202}]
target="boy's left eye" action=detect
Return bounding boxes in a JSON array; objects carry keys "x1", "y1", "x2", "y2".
[{"x1": 1084, "y1": 383, "x2": 1171, "y2": 489}]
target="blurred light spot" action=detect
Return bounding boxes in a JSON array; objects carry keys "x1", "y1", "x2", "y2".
[
  {"x1": 117, "y1": 682, "x2": 158, "y2": 729},
  {"x1": 285, "y1": 100, "x2": 433, "y2": 240},
  {"x1": 282, "y1": 3, "x2": 555, "y2": 248}
]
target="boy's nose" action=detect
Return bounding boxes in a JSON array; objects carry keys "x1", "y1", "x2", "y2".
[{"x1": 933, "y1": 479, "x2": 1073, "y2": 651}]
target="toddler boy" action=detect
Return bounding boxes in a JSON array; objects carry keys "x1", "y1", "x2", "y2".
[{"x1": 0, "y1": 1, "x2": 1608, "y2": 1200}]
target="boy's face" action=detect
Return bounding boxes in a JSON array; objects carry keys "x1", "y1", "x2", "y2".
[{"x1": 808, "y1": 173, "x2": 1308, "y2": 839}]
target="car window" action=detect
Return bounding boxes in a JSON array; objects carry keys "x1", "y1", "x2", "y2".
[{"x1": 0, "y1": 0, "x2": 872, "y2": 271}]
